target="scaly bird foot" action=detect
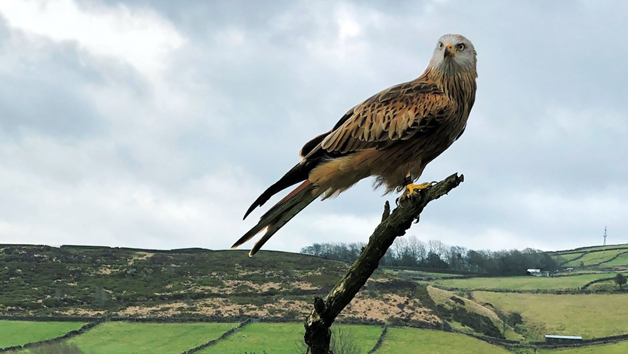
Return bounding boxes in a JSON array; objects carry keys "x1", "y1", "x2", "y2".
[{"x1": 400, "y1": 182, "x2": 435, "y2": 199}]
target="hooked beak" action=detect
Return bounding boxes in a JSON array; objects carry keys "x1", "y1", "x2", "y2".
[{"x1": 444, "y1": 42, "x2": 455, "y2": 58}]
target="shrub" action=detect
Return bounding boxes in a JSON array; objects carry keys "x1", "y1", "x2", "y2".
[{"x1": 30, "y1": 343, "x2": 85, "y2": 354}]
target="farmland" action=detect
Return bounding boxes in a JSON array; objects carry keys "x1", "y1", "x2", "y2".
[
  {"x1": 383, "y1": 268, "x2": 464, "y2": 279},
  {"x1": 376, "y1": 328, "x2": 510, "y2": 354},
  {"x1": 538, "y1": 342, "x2": 628, "y2": 354},
  {"x1": 430, "y1": 272, "x2": 625, "y2": 291},
  {"x1": 427, "y1": 286, "x2": 525, "y2": 341},
  {"x1": 599, "y1": 252, "x2": 628, "y2": 267},
  {"x1": 3, "y1": 321, "x2": 511, "y2": 354},
  {"x1": 65, "y1": 322, "x2": 236, "y2": 354},
  {"x1": 4, "y1": 243, "x2": 628, "y2": 353},
  {"x1": 472, "y1": 292, "x2": 628, "y2": 340},
  {"x1": 562, "y1": 250, "x2": 628, "y2": 268},
  {"x1": 198, "y1": 322, "x2": 382, "y2": 354},
  {"x1": 552, "y1": 244, "x2": 628, "y2": 268},
  {"x1": 0, "y1": 320, "x2": 85, "y2": 348},
  {"x1": 552, "y1": 244, "x2": 628, "y2": 255}
]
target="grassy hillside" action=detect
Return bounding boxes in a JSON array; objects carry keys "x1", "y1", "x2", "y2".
[
  {"x1": 430, "y1": 272, "x2": 626, "y2": 291},
  {"x1": 0, "y1": 320, "x2": 86, "y2": 348},
  {"x1": 64, "y1": 322, "x2": 236, "y2": 354},
  {"x1": 384, "y1": 268, "x2": 465, "y2": 279},
  {"x1": 3, "y1": 321, "x2": 519, "y2": 354},
  {"x1": 0, "y1": 244, "x2": 347, "y2": 313},
  {"x1": 198, "y1": 322, "x2": 382, "y2": 354},
  {"x1": 473, "y1": 292, "x2": 628, "y2": 340},
  {"x1": 552, "y1": 244, "x2": 628, "y2": 255},
  {"x1": 552, "y1": 244, "x2": 628, "y2": 268},
  {"x1": 427, "y1": 286, "x2": 524, "y2": 341},
  {"x1": 0, "y1": 244, "x2": 439, "y2": 326},
  {"x1": 376, "y1": 327, "x2": 511, "y2": 354},
  {"x1": 562, "y1": 250, "x2": 628, "y2": 268},
  {"x1": 601, "y1": 252, "x2": 628, "y2": 267},
  {"x1": 539, "y1": 342, "x2": 628, "y2": 354},
  {"x1": 4, "y1": 242, "x2": 628, "y2": 352}
]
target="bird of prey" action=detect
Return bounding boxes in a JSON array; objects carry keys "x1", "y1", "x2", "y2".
[{"x1": 233, "y1": 34, "x2": 477, "y2": 256}]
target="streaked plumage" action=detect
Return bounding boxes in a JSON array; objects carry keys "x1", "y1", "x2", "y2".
[{"x1": 233, "y1": 34, "x2": 477, "y2": 256}]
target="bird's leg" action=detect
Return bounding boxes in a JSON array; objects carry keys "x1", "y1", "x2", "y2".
[{"x1": 400, "y1": 176, "x2": 434, "y2": 199}]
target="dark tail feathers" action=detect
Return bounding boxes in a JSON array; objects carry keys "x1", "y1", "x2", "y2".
[
  {"x1": 243, "y1": 162, "x2": 312, "y2": 219},
  {"x1": 233, "y1": 180, "x2": 318, "y2": 256}
]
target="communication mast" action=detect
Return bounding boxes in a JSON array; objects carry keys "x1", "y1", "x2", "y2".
[{"x1": 603, "y1": 226, "x2": 607, "y2": 246}]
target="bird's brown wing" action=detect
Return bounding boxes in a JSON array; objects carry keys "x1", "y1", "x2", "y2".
[
  {"x1": 236, "y1": 79, "x2": 458, "y2": 255},
  {"x1": 305, "y1": 80, "x2": 455, "y2": 159},
  {"x1": 243, "y1": 79, "x2": 455, "y2": 220}
]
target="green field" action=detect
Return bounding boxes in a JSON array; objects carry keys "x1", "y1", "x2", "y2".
[
  {"x1": 8, "y1": 319, "x2": 628, "y2": 354},
  {"x1": 384, "y1": 268, "x2": 464, "y2": 278},
  {"x1": 0, "y1": 320, "x2": 86, "y2": 348},
  {"x1": 63, "y1": 322, "x2": 236, "y2": 354},
  {"x1": 598, "y1": 252, "x2": 628, "y2": 267},
  {"x1": 554, "y1": 252, "x2": 585, "y2": 264},
  {"x1": 563, "y1": 250, "x2": 628, "y2": 268},
  {"x1": 376, "y1": 328, "x2": 510, "y2": 354},
  {"x1": 430, "y1": 273, "x2": 623, "y2": 291},
  {"x1": 427, "y1": 286, "x2": 524, "y2": 341},
  {"x1": 473, "y1": 292, "x2": 628, "y2": 340},
  {"x1": 539, "y1": 341, "x2": 628, "y2": 353},
  {"x1": 199, "y1": 322, "x2": 381, "y2": 354},
  {"x1": 553, "y1": 244, "x2": 628, "y2": 255}
]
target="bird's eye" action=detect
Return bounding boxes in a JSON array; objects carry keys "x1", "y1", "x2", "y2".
[
  {"x1": 457, "y1": 43, "x2": 466, "y2": 51},
  {"x1": 438, "y1": 42, "x2": 443, "y2": 49}
]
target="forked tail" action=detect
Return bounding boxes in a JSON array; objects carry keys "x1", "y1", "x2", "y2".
[{"x1": 232, "y1": 180, "x2": 319, "y2": 256}]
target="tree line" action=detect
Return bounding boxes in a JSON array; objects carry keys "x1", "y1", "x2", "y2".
[{"x1": 300, "y1": 236, "x2": 559, "y2": 276}]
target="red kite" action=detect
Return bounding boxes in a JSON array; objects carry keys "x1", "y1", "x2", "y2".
[{"x1": 234, "y1": 34, "x2": 477, "y2": 256}]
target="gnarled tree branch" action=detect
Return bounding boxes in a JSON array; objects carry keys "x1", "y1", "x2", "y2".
[{"x1": 304, "y1": 173, "x2": 465, "y2": 354}]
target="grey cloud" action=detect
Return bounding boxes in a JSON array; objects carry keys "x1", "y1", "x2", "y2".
[
  {"x1": 0, "y1": 29, "x2": 106, "y2": 139},
  {"x1": 1, "y1": 0, "x2": 627, "y2": 253}
]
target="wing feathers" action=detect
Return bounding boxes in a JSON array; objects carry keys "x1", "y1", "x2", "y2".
[{"x1": 316, "y1": 80, "x2": 452, "y2": 156}]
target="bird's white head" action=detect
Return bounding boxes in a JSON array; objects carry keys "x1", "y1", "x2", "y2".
[{"x1": 428, "y1": 34, "x2": 477, "y2": 76}]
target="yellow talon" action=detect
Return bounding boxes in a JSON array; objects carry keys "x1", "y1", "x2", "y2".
[{"x1": 401, "y1": 182, "x2": 432, "y2": 199}]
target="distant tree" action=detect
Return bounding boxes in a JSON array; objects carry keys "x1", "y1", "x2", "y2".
[
  {"x1": 615, "y1": 273, "x2": 627, "y2": 290},
  {"x1": 446, "y1": 246, "x2": 467, "y2": 270},
  {"x1": 300, "y1": 240, "x2": 559, "y2": 275},
  {"x1": 428, "y1": 240, "x2": 448, "y2": 258},
  {"x1": 421, "y1": 252, "x2": 449, "y2": 269},
  {"x1": 392, "y1": 237, "x2": 410, "y2": 266},
  {"x1": 579, "y1": 261, "x2": 585, "y2": 269},
  {"x1": 312, "y1": 243, "x2": 322, "y2": 256},
  {"x1": 466, "y1": 250, "x2": 488, "y2": 273},
  {"x1": 407, "y1": 235, "x2": 427, "y2": 264},
  {"x1": 379, "y1": 248, "x2": 395, "y2": 266}
]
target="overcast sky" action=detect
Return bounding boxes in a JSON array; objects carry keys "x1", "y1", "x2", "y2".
[{"x1": 0, "y1": 0, "x2": 627, "y2": 254}]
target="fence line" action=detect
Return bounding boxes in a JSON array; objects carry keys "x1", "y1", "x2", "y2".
[
  {"x1": 4, "y1": 315, "x2": 628, "y2": 351},
  {"x1": 179, "y1": 318, "x2": 252, "y2": 354},
  {"x1": 367, "y1": 325, "x2": 388, "y2": 354}
]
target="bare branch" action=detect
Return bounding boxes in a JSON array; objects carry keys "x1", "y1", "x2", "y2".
[{"x1": 304, "y1": 173, "x2": 465, "y2": 354}]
